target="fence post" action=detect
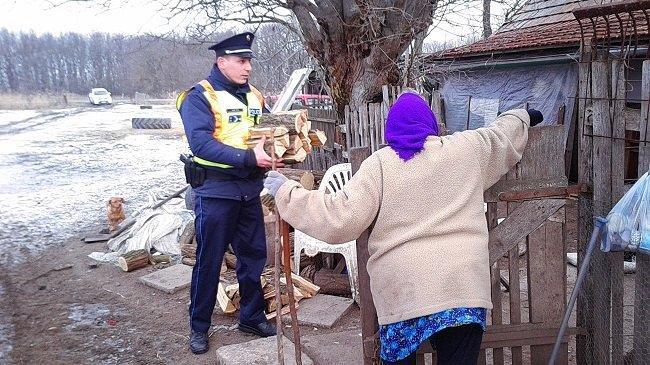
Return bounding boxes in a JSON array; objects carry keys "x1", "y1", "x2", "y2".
[
  {"x1": 431, "y1": 90, "x2": 446, "y2": 135},
  {"x1": 589, "y1": 57, "x2": 613, "y2": 365},
  {"x1": 634, "y1": 59, "x2": 650, "y2": 365},
  {"x1": 610, "y1": 59, "x2": 626, "y2": 365},
  {"x1": 576, "y1": 39, "x2": 594, "y2": 365},
  {"x1": 344, "y1": 105, "x2": 351, "y2": 158},
  {"x1": 350, "y1": 146, "x2": 378, "y2": 365}
]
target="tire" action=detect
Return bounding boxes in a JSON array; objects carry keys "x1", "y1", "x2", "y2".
[
  {"x1": 131, "y1": 118, "x2": 171, "y2": 129},
  {"x1": 139, "y1": 105, "x2": 153, "y2": 109}
]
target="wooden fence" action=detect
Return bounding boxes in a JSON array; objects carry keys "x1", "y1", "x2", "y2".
[
  {"x1": 344, "y1": 85, "x2": 446, "y2": 154},
  {"x1": 576, "y1": 40, "x2": 649, "y2": 365}
]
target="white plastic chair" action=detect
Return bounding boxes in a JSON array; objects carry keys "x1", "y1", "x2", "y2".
[{"x1": 293, "y1": 163, "x2": 359, "y2": 303}]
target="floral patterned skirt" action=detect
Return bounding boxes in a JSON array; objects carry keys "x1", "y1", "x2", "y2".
[{"x1": 379, "y1": 307, "x2": 487, "y2": 362}]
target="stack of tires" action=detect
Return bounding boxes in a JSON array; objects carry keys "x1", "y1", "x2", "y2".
[{"x1": 131, "y1": 117, "x2": 172, "y2": 129}]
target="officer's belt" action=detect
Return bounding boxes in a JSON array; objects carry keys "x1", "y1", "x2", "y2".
[{"x1": 204, "y1": 168, "x2": 241, "y2": 181}]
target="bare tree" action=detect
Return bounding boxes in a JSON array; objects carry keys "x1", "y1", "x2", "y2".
[
  {"x1": 482, "y1": 0, "x2": 491, "y2": 38},
  {"x1": 164, "y1": 1, "x2": 437, "y2": 118}
]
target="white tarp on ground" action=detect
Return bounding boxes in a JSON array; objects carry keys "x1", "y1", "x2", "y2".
[
  {"x1": 89, "y1": 189, "x2": 193, "y2": 264},
  {"x1": 440, "y1": 63, "x2": 578, "y2": 137}
]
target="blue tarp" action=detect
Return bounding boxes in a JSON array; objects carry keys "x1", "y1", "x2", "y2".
[{"x1": 440, "y1": 63, "x2": 578, "y2": 136}]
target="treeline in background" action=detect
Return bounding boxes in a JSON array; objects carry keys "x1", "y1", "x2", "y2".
[{"x1": 0, "y1": 25, "x2": 312, "y2": 99}]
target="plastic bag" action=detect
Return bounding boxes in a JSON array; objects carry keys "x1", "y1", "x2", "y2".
[{"x1": 602, "y1": 171, "x2": 650, "y2": 254}]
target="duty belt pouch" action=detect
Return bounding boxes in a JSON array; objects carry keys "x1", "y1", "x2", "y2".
[{"x1": 183, "y1": 157, "x2": 206, "y2": 188}]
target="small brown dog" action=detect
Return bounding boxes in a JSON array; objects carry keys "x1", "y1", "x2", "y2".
[{"x1": 107, "y1": 197, "x2": 126, "y2": 233}]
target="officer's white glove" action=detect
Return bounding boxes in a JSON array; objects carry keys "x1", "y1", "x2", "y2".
[{"x1": 264, "y1": 171, "x2": 289, "y2": 197}]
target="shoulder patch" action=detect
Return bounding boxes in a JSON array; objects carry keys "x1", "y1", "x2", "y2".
[{"x1": 175, "y1": 88, "x2": 193, "y2": 111}]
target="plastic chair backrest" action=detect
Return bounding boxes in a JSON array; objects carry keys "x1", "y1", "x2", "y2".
[{"x1": 318, "y1": 163, "x2": 352, "y2": 194}]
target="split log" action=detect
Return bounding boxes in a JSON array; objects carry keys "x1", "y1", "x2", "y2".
[
  {"x1": 259, "y1": 110, "x2": 310, "y2": 136},
  {"x1": 276, "y1": 168, "x2": 315, "y2": 190},
  {"x1": 298, "y1": 133, "x2": 313, "y2": 154},
  {"x1": 266, "y1": 303, "x2": 299, "y2": 320},
  {"x1": 267, "y1": 294, "x2": 291, "y2": 313},
  {"x1": 249, "y1": 126, "x2": 289, "y2": 138},
  {"x1": 149, "y1": 254, "x2": 171, "y2": 264},
  {"x1": 217, "y1": 282, "x2": 237, "y2": 314},
  {"x1": 313, "y1": 269, "x2": 351, "y2": 296},
  {"x1": 300, "y1": 264, "x2": 317, "y2": 282},
  {"x1": 117, "y1": 249, "x2": 150, "y2": 272},
  {"x1": 180, "y1": 243, "x2": 196, "y2": 258},
  {"x1": 308, "y1": 130, "x2": 327, "y2": 148},
  {"x1": 282, "y1": 147, "x2": 307, "y2": 164},
  {"x1": 290, "y1": 134, "x2": 303, "y2": 152},
  {"x1": 224, "y1": 252, "x2": 237, "y2": 269},
  {"x1": 220, "y1": 262, "x2": 227, "y2": 275},
  {"x1": 225, "y1": 283, "x2": 239, "y2": 298},
  {"x1": 246, "y1": 137, "x2": 289, "y2": 157},
  {"x1": 224, "y1": 283, "x2": 241, "y2": 308},
  {"x1": 178, "y1": 222, "x2": 195, "y2": 247},
  {"x1": 281, "y1": 273, "x2": 320, "y2": 298},
  {"x1": 261, "y1": 193, "x2": 276, "y2": 212},
  {"x1": 182, "y1": 257, "x2": 196, "y2": 266}
]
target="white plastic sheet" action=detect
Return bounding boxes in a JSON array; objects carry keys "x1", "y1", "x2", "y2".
[
  {"x1": 602, "y1": 171, "x2": 650, "y2": 254},
  {"x1": 89, "y1": 189, "x2": 194, "y2": 263}
]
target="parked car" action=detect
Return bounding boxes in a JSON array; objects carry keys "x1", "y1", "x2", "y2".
[
  {"x1": 88, "y1": 88, "x2": 113, "y2": 105},
  {"x1": 266, "y1": 94, "x2": 332, "y2": 110}
]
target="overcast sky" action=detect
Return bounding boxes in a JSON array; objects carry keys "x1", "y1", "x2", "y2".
[{"x1": 0, "y1": 0, "x2": 506, "y2": 44}]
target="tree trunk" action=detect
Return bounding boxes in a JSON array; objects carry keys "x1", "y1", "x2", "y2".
[
  {"x1": 289, "y1": 1, "x2": 436, "y2": 121},
  {"x1": 483, "y1": 0, "x2": 492, "y2": 39}
]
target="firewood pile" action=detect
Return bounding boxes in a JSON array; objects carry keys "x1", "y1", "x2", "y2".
[
  {"x1": 247, "y1": 110, "x2": 327, "y2": 164},
  {"x1": 217, "y1": 268, "x2": 320, "y2": 319}
]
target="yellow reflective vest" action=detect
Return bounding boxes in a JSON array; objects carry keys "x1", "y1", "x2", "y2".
[{"x1": 177, "y1": 80, "x2": 264, "y2": 168}]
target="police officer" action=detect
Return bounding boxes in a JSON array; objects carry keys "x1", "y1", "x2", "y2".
[{"x1": 177, "y1": 32, "x2": 282, "y2": 355}]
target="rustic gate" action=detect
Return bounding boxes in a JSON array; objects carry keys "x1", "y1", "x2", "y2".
[
  {"x1": 350, "y1": 125, "x2": 577, "y2": 364},
  {"x1": 573, "y1": 2, "x2": 650, "y2": 364}
]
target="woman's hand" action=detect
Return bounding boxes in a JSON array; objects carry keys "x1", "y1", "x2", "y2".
[{"x1": 264, "y1": 170, "x2": 289, "y2": 196}]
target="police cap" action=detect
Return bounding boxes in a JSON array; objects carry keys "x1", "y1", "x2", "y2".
[{"x1": 208, "y1": 32, "x2": 255, "y2": 59}]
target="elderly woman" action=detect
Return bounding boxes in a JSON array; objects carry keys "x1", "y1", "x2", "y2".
[{"x1": 264, "y1": 91, "x2": 542, "y2": 364}]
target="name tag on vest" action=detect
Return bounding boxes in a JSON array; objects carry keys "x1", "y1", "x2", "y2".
[{"x1": 226, "y1": 108, "x2": 244, "y2": 113}]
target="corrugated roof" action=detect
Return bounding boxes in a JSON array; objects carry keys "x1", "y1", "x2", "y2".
[{"x1": 435, "y1": 0, "x2": 649, "y2": 59}]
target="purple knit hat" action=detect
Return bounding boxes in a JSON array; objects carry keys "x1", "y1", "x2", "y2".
[{"x1": 385, "y1": 91, "x2": 439, "y2": 161}]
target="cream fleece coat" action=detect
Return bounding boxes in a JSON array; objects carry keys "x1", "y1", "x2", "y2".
[{"x1": 275, "y1": 109, "x2": 530, "y2": 325}]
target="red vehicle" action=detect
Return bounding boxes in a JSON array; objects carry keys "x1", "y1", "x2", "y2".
[{"x1": 266, "y1": 94, "x2": 332, "y2": 109}]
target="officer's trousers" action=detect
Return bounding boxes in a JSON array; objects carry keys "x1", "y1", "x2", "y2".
[{"x1": 189, "y1": 195, "x2": 267, "y2": 334}]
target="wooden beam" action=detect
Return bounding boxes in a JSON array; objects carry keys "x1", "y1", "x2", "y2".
[
  {"x1": 611, "y1": 59, "x2": 626, "y2": 365},
  {"x1": 488, "y1": 199, "x2": 566, "y2": 265},
  {"x1": 484, "y1": 177, "x2": 568, "y2": 202},
  {"x1": 497, "y1": 184, "x2": 587, "y2": 201},
  {"x1": 350, "y1": 146, "x2": 378, "y2": 365},
  {"x1": 589, "y1": 58, "x2": 613, "y2": 365},
  {"x1": 418, "y1": 324, "x2": 581, "y2": 352},
  {"x1": 576, "y1": 39, "x2": 594, "y2": 365},
  {"x1": 634, "y1": 59, "x2": 650, "y2": 365}
]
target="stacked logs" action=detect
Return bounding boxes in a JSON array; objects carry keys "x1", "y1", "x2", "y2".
[
  {"x1": 246, "y1": 110, "x2": 327, "y2": 164},
  {"x1": 217, "y1": 269, "x2": 320, "y2": 319}
]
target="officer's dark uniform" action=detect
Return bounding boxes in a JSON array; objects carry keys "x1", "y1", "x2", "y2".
[{"x1": 177, "y1": 33, "x2": 270, "y2": 336}]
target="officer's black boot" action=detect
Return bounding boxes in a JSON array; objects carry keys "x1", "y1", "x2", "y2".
[
  {"x1": 238, "y1": 321, "x2": 276, "y2": 337},
  {"x1": 189, "y1": 331, "x2": 209, "y2": 354}
]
